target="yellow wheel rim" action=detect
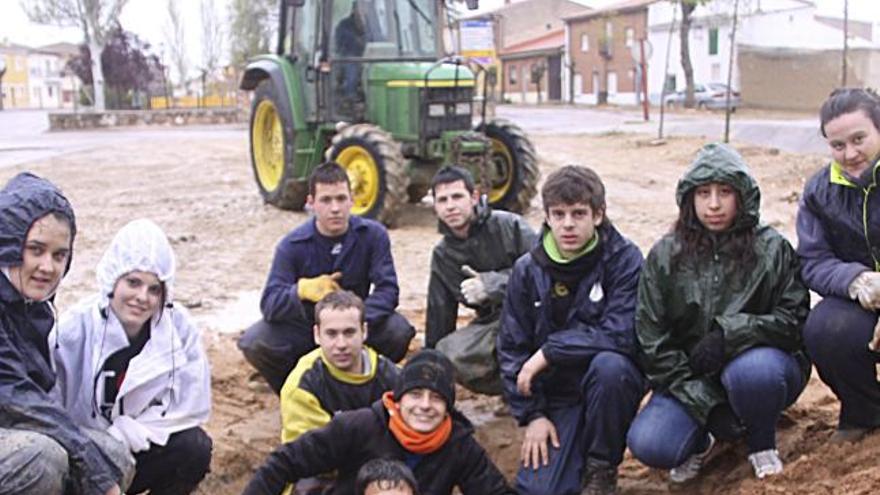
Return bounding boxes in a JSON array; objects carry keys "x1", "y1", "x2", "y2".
[
  {"x1": 252, "y1": 100, "x2": 284, "y2": 192},
  {"x1": 487, "y1": 138, "x2": 515, "y2": 203},
  {"x1": 336, "y1": 145, "x2": 380, "y2": 215}
]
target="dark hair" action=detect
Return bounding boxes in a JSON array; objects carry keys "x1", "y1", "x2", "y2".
[
  {"x1": 309, "y1": 162, "x2": 351, "y2": 197},
  {"x1": 314, "y1": 289, "x2": 365, "y2": 326},
  {"x1": 672, "y1": 188, "x2": 756, "y2": 270},
  {"x1": 430, "y1": 165, "x2": 475, "y2": 196},
  {"x1": 541, "y1": 165, "x2": 606, "y2": 215},
  {"x1": 355, "y1": 459, "x2": 419, "y2": 495},
  {"x1": 819, "y1": 87, "x2": 880, "y2": 137}
]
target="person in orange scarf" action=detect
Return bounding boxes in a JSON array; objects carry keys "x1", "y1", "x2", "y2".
[{"x1": 243, "y1": 350, "x2": 516, "y2": 495}]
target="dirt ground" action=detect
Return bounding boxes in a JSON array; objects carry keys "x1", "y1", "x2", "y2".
[{"x1": 4, "y1": 126, "x2": 880, "y2": 494}]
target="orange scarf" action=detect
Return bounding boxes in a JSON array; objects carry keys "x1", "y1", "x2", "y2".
[{"x1": 382, "y1": 391, "x2": 452, "y2": 454}]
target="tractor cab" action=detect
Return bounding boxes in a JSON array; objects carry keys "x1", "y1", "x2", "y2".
[{"x1": 326, "y1": 0, "x2": 441, "y2": 119}]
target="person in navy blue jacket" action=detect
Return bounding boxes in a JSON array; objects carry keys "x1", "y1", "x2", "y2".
[
  {"x1": 798, "y1": 88, "x2": 880, "y2": 443},
  {"x1": 497, "y1": 165, "x2": 646, "y2": 495},
  {"x1": 239, "y1": 162, "x2": 415, "y2": 394}
]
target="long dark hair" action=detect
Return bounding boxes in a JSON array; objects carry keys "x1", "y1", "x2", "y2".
[{"x1": 672, "y1": 189, "x2": 756, "y2": 270}]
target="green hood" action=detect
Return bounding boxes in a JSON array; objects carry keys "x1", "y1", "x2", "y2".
[{"x1": 675, "y1": 143, "x2": 761, "y2": 231}]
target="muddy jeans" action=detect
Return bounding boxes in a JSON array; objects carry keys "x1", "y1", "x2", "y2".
[{"x1": 0, "y1": 427, "x2": 134, "y2": 495}]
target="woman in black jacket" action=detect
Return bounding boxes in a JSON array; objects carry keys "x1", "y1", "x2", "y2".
[
  {"x1": 0, "y1": 172, "x2": 131, "y2": 495},
  {"x1": 243, "y1": 349, "x2": 515, "y2": 495}
]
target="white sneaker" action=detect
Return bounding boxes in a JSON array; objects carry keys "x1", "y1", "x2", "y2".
[
  {"x1": 669, "y1": 433, "x2": 715, "y2": 483},
  {"x1": 748, "y1": 449, "x2": 783, "y2": 479}
]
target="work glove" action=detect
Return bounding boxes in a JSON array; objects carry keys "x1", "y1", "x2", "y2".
[
  {"x1": 689, "y1": 326, "x2": 726, "y2": 376},
  {"x1": 460, "y1": 265, "x2": 490, "y2": 306},
  {"x1": 297, "y1": 272, "x2": 342, "y2": 303},
  {"x1": 848, "y1": 271, "x2": 880, "y2": 311}
]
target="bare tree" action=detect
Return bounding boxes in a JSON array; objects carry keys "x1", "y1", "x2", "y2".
[
  {"x1": 677, "y1": 1, "x2": 703, "y2": 108},
  {"x1": 228, "y1": 0, "x2": 277, "y2": 67},
  {"x1": 23, "y1": 0, "x2": 129, "y2": 111},
  {"x1": 200, "y1": 0, "x2": 224, "y2": 75},
  {"x1": 164, "y1": 0, "x2": 188, "y2": 87}
]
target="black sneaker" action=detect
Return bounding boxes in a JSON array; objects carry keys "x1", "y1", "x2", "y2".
[{"x1": 582, "y1": 458, "x2": 618, "y2": 495}]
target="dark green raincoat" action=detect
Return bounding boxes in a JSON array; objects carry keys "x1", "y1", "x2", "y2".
[{"x1": 635, "y1": 143, "x2": 811, "y2": 424}]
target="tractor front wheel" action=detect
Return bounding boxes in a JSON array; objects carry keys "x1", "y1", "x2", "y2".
[
  {"x1": 325, "y1": 124, "x2": 409, "y2": 226},
  {"x1": 477, "y1": 119, "x2": 539, "y2": 214},
  {"x1": 249, "y1": 80, "x2": 306, "y2": 210}
]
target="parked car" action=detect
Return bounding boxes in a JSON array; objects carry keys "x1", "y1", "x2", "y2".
[{"x1": 663, "y1": 83, "x2": 741, "y2": 110}]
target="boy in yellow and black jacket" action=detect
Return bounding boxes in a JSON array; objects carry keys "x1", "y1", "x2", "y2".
[{"x1": 280, "y1": 289, "x2": 400, "y2": 444}]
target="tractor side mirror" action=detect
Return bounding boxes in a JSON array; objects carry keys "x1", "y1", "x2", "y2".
[
  {"x1": 288, "y1": 0, "x2": 305, "y2": 6},
  {"x1": 465, "y1": 0, "x2": 479, "y2": 9}
]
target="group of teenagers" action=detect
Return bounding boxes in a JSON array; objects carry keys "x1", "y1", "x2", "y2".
[{"x1": 0, "y1": 86, "x2": 877, "y2": 495}]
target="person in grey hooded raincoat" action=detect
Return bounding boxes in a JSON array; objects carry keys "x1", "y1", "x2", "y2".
[
  {"x1": 0, "y1": 172, "x2": 132, "y2": 495},
  {"x1": 627, "y1": 143, "x2": 811, "y2": 482}
]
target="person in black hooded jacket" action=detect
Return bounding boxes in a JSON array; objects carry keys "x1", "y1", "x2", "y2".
[
  {"x1": 0, "y1": 172, "x2": 132, "y2": 495},
  {"x1": 242, "y1": 349, "x2": 516, "y2": 495}
]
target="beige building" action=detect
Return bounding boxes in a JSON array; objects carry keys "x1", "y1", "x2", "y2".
[
  {"x1": 457, "y1": 0, "x2": 590, "y2": 101},
  {"x1": 0, "y1": 42, "x2": 32, "y2": 109}
]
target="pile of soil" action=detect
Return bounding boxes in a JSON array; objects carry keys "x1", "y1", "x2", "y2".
[{"x1": 4, "y1": 129, "x2": 878, "y2": 494}]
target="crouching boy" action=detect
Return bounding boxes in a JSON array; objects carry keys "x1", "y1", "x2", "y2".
[
  {"x1": 280, "y1": 290, "x2": 401, "y2": 493},
  {"x1": 498, "y1": 165, "x2": 647, "y2": 495}
]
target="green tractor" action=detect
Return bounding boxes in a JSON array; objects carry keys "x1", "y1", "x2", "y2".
[{"x1": 241, "y1": 0, "x2": 539, "y2": 225}]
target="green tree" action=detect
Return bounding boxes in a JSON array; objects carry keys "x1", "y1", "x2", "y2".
[
  {"x1": 228, "y1": 0, "x2": 278, "y2": 68},
  {"x1": 23, "y1": 0, "x2": 129, "y2": 111}
]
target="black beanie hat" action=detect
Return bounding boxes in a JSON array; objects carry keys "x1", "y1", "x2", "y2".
[{"x1": 394, "y1": 349, "x2": 456, "y2": 408}]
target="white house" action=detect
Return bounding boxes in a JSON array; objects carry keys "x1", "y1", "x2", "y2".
[
  {"x1": 27, "y1": 49, "x2": 64, "y2": 109},
  {"x1": 645, "y1": 0, "x2": 878, "y2": 107}
]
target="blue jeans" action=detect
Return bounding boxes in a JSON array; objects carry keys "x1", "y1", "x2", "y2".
[
  {"x1": 803, "y1": 296, "x2": 880, "y2": 429},
  {"x1": 515, "y1": 352, "x2": 646, "y2": 495},
  {"x1": 627, "y1": 347, "x2": 805, "y2": 469}
]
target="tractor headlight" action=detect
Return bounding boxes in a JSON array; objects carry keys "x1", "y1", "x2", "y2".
[
  {"x1": 428, "y1": 104, "x2": 445, "y2": 117},
  {"x1": 454, "y1": 102, "x2": 472, "y2": 115}
]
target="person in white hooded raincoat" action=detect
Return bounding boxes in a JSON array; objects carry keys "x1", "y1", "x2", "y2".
[{"x1": 53, "y1": 219, "x2": 212, "y2": 495}]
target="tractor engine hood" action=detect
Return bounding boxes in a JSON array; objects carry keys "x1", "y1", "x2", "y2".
[{"x1": 368, "y1": 62, "x2": 475, "y2": 88}]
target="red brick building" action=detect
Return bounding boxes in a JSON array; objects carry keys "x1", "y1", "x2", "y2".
[
  {"x1": 500, "y1": 30, "x2": 565, "y2": 103},
  {"x1": 563, "y1": 0, "x2": 655, "y2": 105}
]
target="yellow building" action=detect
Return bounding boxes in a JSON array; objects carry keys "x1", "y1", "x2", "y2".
[{"x1": 0, "y1": 42, "x2": 31, "y2": 109}]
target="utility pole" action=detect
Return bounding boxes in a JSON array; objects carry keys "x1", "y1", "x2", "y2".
[
  {"x1": 658, "y1": 7, "x2": 678, "y2": 139},
  {"x1": 724, "y1": 0, "x2": 740, "y2": 143},
  {"x1": 842, "y1": 0, "x2": 849, "y2": 86}
]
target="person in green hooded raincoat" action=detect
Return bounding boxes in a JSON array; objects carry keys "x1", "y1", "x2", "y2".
[{"x1": 626, "y1": 143, "x2": 811, "y2": 483}]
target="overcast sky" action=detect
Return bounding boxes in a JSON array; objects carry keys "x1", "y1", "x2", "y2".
[{"x1": 1, "y1": 0, "x2": 877, "y2": 71}]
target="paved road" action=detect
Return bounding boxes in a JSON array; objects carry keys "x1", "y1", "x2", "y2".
[
  {"x1": 496, "y1": 105, "x2": 827, "y2": 155},
  {"x1": 0, "y1": 109, "x2": 245, "y2": 169},
  {"x1": 0, "y1": 105, "x2": 827, "y2": 170}
]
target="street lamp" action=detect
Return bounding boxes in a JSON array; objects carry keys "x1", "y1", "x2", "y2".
[{"x1": 0, "y1": 57, "x2": 7, "y2": 111}]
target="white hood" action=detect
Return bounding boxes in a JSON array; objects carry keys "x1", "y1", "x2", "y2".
[{"x1": 96, "y1": 218, "x2": 176, "y2": 308}]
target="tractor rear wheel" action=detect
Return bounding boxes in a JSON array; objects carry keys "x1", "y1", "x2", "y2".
[
  {"x1": 477, "y1": 119, "x2": 539, "y2": 214},
  {"x1": 325, "y1": 124, "x2": 409, "y2": 226},
  {"x1": 249, "y1": 80, "x2": 306, "y2": 210}
]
